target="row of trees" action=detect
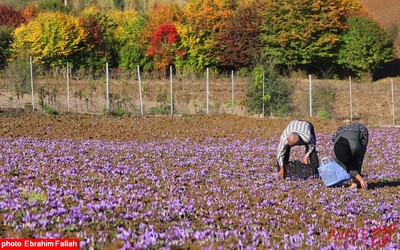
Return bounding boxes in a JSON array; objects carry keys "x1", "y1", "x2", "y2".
[{"x1": 0, "y1": 0, "x2": 397, "y2": 79}]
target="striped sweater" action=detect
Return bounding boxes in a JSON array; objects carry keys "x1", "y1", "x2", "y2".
[{"x1": 277, "y1": 120, "x2": 316, "y2": 166}]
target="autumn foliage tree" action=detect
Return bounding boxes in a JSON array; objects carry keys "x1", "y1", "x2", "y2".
[
  {"x1": 78, "y1": 7, "x2": 118, "y2": 70},
  {"x1": 3, "y1": 0, "x2": 395, "y2": 81},
  {"x1": 217, "y1": 1, "x2": 265, "y2": 70},
  {"x1": 140, "y1": 3, "x2": 182, "y2": 71},
  {"x1": 21, "y1": 4, "x2": 39, "y2": 22},
  {"x1": 177, "y1": 0, "x2": 235, "y2": 72},
  {"x1": 0, "y1": 5, "x2": 25, "y2": 69},
  {"x1": 261, "y1": 0, "x2": 361, "y2": 71},
  {"x1": 147, "y1": 23, "x2": 180, "y2": 76},
  {"x1": 0, "y1": 5, "x2": 25, "y2": 27},
  {"x1": 11, "y1": 12, "x2": 88, "y2": 66},
  {"x1": 109, "y1": 10, "x2": 144, "y2": 70}
]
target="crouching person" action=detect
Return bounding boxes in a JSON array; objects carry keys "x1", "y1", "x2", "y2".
[
  {"x1": 276, "y1": 120, "x2": 319, "y2": 179},
  {"x1": 332, "y1": 123, "x2": 369, "y2": 189}
]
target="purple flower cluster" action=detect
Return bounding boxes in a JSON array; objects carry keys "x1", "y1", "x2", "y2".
[{"x1": 0, "y1": 127, "x2": 399, "y2": 248}]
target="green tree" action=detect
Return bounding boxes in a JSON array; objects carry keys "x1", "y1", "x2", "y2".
[
  {"x1": 113, "y1": 0, "x2": 125, "y2": 10},
  {"x1": 337, "y1": 15, "x2": 396, "y2": 78},
  {"x1": 11, "y1": 12, "x2": 88, "y2": 66},
  {"x1": 109, "y1": 9, "x2": 145, "y2": 70},
  {"x1": 261, "y1": 0, "x2": 361, "y2": 71},
  {"x1": 38, "y1": 0, "x2": 71, "y2": 13},
  {"x1": 0, "y1": 26, "x2": 13, "y2": 69}
]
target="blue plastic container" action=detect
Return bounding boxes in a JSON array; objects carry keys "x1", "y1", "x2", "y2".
[{"x1": 318, "y1": 157, "x2": 351, "y2": 187}]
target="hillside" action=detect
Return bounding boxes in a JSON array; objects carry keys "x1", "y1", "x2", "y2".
[
  {"x1": 362, "y1": 0, "x2": 400, "y2": 78},
  {"x1": 362, "y1": 0, "x2": 400, "y2": 56}
]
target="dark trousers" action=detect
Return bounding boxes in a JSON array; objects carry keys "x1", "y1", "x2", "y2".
[{"x1": 309, "y1": 122, "x2": 319, "y2": 172}]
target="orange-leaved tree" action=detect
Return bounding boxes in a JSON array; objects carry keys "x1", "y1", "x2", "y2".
[
  {"x1": 21, "y1": 4, "x2": 39, "y2": 22},
  {"x1": 177, "y1": 0, "x2": 235, "y2": 73}
]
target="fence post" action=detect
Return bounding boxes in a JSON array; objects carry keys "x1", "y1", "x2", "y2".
[
  {"x1": 30, "y1": 56, "x2": 34, "y2": 111},
  {"x1": 106, "y1": 62, "x2": 109, "y2": 111},
  {"x1": 66, "y1": 62, "x2": 70, "y2": 112},
  {"x1": 309, "y1": 74, "x2": 312, "y2": 117},
  {"x1": 137, "y1": 65, "x2": 143, "y2": 115},
  {"x1": 262, "y1": 74, "x2": 265, "y2": 116},
  {"x1": 231, "y1": 70, "x2": 234, "y2": 115},
  {"x1": 206, "y1": 68, "x2": 209, "y2": 115},
  {"x1": 392, "y1": 78, "x2": 396, "y2": 126},
  {"x1": 349, "y1": 76, "x2": 353, "y2": 122},
  {"x1": 170, "y1": 66, "x2": 173, "y2": 116}
]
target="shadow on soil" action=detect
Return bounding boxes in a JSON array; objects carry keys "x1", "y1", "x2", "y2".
[{"x1": 367, "y1": 180, "x2": 400, "y2": 189}]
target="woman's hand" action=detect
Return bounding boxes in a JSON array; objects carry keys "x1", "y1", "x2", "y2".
[{"x1": 355, "y1": 174, "x2": 368, "y2": 189}]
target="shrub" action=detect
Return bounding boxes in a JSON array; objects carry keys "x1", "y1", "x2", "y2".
[
  {"x1": 5, "y1": 58, "x2": 31, "y2": 102},
  {"x1": 110, "y1": 107, "x2": 126, "y2": 116},
  {"x1": 44, "y1": 104, "x2": 57, "y2": 115},
  {"x1": 24, "y1": 102, "x2": 33, "y2": 111},
  {"x1": 148, "y1": 106, "x2": 161, "y2": 115},
  {"x1": 317, "y1": 109, "x2": 331, "y2": 120},
  {"x1": 313, "y1": 84, "x2": 336, "y2": 116},
  {"x1": 37, "y1": 0, "x2": 71, "y2": 13},
  {"x1": 149, "y1": 105, "x2": 174, "y2": 115},
  {"x1": 246, "y1": 65, "x2": 292, "y2": 116}
]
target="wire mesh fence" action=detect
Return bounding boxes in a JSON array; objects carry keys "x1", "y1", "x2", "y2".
[{"x1": 0, "y1": 58, "x2": 399, "y2": 126}]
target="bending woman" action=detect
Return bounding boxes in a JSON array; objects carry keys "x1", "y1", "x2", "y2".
[{"x1": 332, "y1": 123, "x2": 369, "y2": 189}]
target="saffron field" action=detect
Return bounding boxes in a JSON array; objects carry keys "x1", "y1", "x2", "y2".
[{"x1": 0, "y1": 113, "x2": 399, "y2": 249}]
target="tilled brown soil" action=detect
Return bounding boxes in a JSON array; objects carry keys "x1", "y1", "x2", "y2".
[{"x1": 0, "y1": 110, "x2": 346, "y2": 142}]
